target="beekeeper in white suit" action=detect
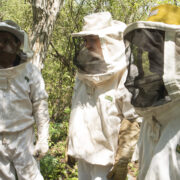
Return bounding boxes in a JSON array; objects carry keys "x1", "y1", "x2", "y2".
[
  {"x1": 123, "y1": 4, "x2": 180, "y2": 180},
  {"x1": 0, "y1": 20, "x2": 49, "y2": 180},
  {"x1": 67, "y1": 12, "x2": 141, "y2": 180}
]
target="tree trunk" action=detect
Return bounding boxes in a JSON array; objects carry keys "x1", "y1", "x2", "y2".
[{"x1": 30, "y1": 0, "x2": 63, "y2": 69}]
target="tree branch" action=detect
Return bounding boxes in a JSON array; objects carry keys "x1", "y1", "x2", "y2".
[{"x1": 50, "y1": 42, "x2": 73, "y2": 72}]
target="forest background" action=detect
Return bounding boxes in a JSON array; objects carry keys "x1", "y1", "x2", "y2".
[{"x1": 0, "y1": 0, "x2": 179, "y2": 179}]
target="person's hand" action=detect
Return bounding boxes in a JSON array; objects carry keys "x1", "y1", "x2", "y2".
[
  {"x1": 33, "y1": 140, "x2": 49, "y2": 159},
  {"x1": 107, "y1": 160, "x2": 128, "y2": 180}
]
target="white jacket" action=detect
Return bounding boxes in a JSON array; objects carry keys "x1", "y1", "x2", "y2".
[
  {"x1": 0, "y1": 61, "x2": 49, "y2": 133},
  {"x1": 68, "y1": 19, "x2": 140, "y2": 165}
]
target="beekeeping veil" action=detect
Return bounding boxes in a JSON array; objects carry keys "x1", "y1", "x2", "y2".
[
  {"x1": 72, "y1": 12, "x2": 127, "y2": 84},
  {"x1": 0, "y1": 20, "x2": 33, "y2": 59},
  {"x1": 123, "y1": 4, "x2": 180, "y2": 115}
]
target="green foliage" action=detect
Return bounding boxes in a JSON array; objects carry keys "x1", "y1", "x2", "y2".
[
  {"x1": 49, "y1": 121, "x2": 68, "y2": 143},
  {"x1": 42, "y1": 54, "x2": 74, "y2": 123},
  {"x1": 40, "y1": 122, "x2": 78, "y2": 180},
  {"x1": 0, "y1": 0, "x2": 32, "y2": 32}
]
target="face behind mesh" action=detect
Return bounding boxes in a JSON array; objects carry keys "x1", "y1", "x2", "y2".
[{"x1": 73, "y1": 37, "x2": 108, "y2": 74}]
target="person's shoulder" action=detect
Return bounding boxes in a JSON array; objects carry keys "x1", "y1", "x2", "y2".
[
  {"x1": 25, "y1": 62, "x2": 40, "y2": 73},
  {"x1": 24, "y1": 62, "x2": 43, "y2": 83}
]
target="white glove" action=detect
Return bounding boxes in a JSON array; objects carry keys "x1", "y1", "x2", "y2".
[{"x1": 33, "y1": 100, "x2": 50, "y2": 159}]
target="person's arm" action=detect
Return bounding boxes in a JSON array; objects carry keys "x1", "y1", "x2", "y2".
[
  {"x1": 30, "y1": 64, "x2": 50, "y2": 159},
  {"x1": 107, "y1": 87, "x2": 141, "y2": 180}
]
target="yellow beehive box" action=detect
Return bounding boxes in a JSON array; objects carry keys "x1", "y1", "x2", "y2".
[{"x1": 148, "y1": 4, "x2": 180, "y2": 25}]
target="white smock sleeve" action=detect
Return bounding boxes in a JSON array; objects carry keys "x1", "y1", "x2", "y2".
[
  {"x1": 117, "y1": 86, "x2": 141, "y2": 122},
  {"x1": 30, "y1": 64, "x2": 50, "y2": 158}
]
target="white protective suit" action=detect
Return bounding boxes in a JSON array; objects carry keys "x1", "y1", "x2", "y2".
[
  {"x1": 0, "y1": 21, "x2": 49, "y2": 180},
  {"x1": 67, "y1": 12, "x2": 140, "y2": 167},
  {"x1": 124, "y1": 20, "x2": 180, "y2": 180}
]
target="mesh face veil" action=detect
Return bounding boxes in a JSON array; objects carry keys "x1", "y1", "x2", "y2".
[
  {"x1": 0, "y1": 20, "x2": 33, "y2": 59},
  {"x1": 73, "y1": 36, "x2": 108, "y2": 74},
  {"x1": 124, "y1": 21, "x2": 180, "y2": 108}
]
